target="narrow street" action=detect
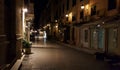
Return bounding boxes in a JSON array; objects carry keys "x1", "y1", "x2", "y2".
[
  {"x1": 20, "y1": 38, "x2": 116, "y2": 70},
  {"x1": 1, "y1": 0, "x2": 120, "y2": 70}
]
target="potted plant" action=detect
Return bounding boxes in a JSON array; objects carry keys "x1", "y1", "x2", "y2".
[{"x1": 22, "y1": 39, "x2": 32, "y2": 54}]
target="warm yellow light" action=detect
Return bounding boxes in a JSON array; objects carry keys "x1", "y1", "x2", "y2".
[
  {"x1": 69, "y1": 12, "x2": 72, "y2": 17},
  {"x1": 68, "y1": 12, "x2": 72, "y2": 22},
  {"x1": 56, "y1": 25, "x2": 58, "y2": 28},
  {"x1": 86, "y1": 5, "x2": 89, "y2": 9}
]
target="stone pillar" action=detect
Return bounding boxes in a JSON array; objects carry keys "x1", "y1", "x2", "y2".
[{"x1": 15, "y1": 0, "x2": 24, "y2": 59}]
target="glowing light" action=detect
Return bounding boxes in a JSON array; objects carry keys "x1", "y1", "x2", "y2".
[
  {"x1": 23, "y1": 8, "x2": 28, "y2": 12},
  {"x1": 30, "y1": 29, "x2": 33, "y2": 33},
  {"x1": 43, "y1": 31, "x2": 47, "y2": 38},
  {"x1": 25, "y1": 26, "x2": 28, "y2": 28},
  {"x1": 47, "y1": 24, "x2": 50, "y2": 26},
  {"x1": 86, "y1": 5, "x2": 89, "y2": 9},
  {"x1": 102, "y1": 22, "x2": 105, "y2": 24},
  {"x1": 34, "y1": 30, "x2": 37, "y2": 33},
  {"x1": 69, "y1": 12, "x2": 72, "y2": 17},
  {"x1": 55, "y1": 20, "x2": 57, "y2": 22},
  {"x1": 22, "y1": 8, "x2": 28, "y2": 37},
  {"x1": 56, "y1": 25, "x2": 58, "y2": 28},
  {"x1": 81, "y1": 5, "x2": 84, "y2": 9},
  {"x1": 66, "y1": 14, "x2": 68, "y2": 17},
  {"x1": 97, "y1": 24, "x2": 101, "y2": 27},
  {"x1": 68, "y1": 12, "x2": 72, "y2": 22}
]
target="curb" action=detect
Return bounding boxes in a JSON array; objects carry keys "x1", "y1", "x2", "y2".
[
  {"x1": 56, "y1": 41, "x2": 96, "y2": 55},
  {"x1": 10, "y1": 55, "x2": 25, "y2": 70}
]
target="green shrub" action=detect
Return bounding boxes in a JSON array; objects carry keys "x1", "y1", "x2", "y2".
[{"x1": 22, "y1": 40, "x2": 32, "y2": 48}]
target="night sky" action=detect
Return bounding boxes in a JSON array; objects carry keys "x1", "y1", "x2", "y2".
[{"x1": 34, "y1": 0, "x2": 48, "y2": 29}]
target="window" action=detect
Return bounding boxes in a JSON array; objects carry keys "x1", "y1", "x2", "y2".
[
  {"x1": 66, "y1": 17, "x2": 68, "y2": 21},
  {"x1": 80, "y1": 0, "x2": 83, "y2": 2},
  {"x1": 91, "y1": 5, "x2": 96, "y2": 16},
  {"x1": 30, "y1": 0, "x2": 34, "y2": 3},
  {"x1": 72, "y1": 16, "x2": 76, "y2": 21},
  {"x1": 67, "y1": 0, "x2": 69, "y2": 10},
  {"x1": 80, "y1": 10, "x2": 84, "y2": 19},
  {"x1": 72, "y1": 0, "x2": 76, "y2": 7},
  {"x1": 55, "y1": 0, "x2": 58, "y2": 4},
  {"x1": 59, "y1": 7, "x2": 61, "y2": 16},
  {"x1": 84, "y1": 30, "x2": 88, "y2": 42},
  {"x1": 63, "y1": 4, "x2": 64, "y2": 13},
  {"x1": 108, "y1": 0, "x2": 116, "y2": 10},
  {"x1": 113, "y1": 29, "x2": 118, "y2": 48},
  {"x1": 5, "y1": 0, "x2": 11, "y2": 6},
  {"x1": 24, "y1": 0, "x2": 29, "y2": 5},
  {"x1": 54, "y1": 11, "x2": 58, "y2": 19}
]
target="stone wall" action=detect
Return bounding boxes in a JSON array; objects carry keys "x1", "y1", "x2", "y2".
[{"x1": 0, "y1": 0, "x2": 9, "y2": 69}]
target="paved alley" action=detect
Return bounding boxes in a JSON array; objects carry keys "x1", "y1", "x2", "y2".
[{"x1": 20, "y1": 38, "x2": 119, "y2": 70}]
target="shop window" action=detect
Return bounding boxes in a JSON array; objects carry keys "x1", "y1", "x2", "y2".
[
  {"x1": 108, "y1": 0, "x2": 116, "y2": 10},
  {"x1": 84, "y1": 30, "x2": 88, "y2": 42}
]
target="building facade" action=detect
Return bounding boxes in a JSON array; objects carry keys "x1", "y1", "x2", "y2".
[
  {"x1": 24, "y1": 0, "x2": 34, "y2": 42},
  {"x1": 0, "y1": 0, "x2": 24, "y2": 69},
  {"x1": 40, "y1": 0, "x2": 120, "y2": 55}
]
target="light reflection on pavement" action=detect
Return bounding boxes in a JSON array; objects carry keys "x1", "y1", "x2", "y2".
[{"x1": 20, "y1": 37, "x2": 119, "y2": 70}]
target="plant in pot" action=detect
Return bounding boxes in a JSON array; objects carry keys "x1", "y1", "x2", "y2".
[{"x1": 22, "y1": 39, "x2": 32, "y2": 54}]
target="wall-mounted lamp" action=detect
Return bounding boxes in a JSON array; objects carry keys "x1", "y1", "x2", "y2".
[
  {"x1": 23, "y1": 8, "x2": 28, "y2": 13},
  {"x1": 65, "y1": 14, "x2": 68, "y2": 17},
  {"x1": 81, "y1": 5, "x2": 85, "y2": 9}
]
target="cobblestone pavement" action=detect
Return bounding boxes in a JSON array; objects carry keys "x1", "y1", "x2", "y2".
[{"x1": 20, "y1": 38, "x2": 119, "y2": 70}]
